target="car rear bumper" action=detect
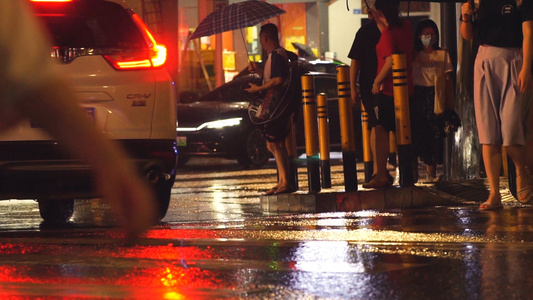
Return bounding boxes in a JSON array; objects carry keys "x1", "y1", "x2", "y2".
[{"x1": 0, "y1": 139, "x2": 177, "y2": 200}]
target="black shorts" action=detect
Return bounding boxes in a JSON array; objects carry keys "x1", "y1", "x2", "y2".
[
  {"x1": 360, "y1": 90, "x2": 379, "y2": 128},
  {"x1": 260, "y1": 110, "x2": 293, "y2": 142},
  {"x1": 372, "y1": 93, "x2": 396, "y2": 132}
]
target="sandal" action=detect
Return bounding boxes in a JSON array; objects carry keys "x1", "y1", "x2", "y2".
[
  {"x1": 517, "y1": 174, "x2": 533, "y2": 204},
  {"x1": 479, "y1": 193, "x2": 503, "y2": 211}
]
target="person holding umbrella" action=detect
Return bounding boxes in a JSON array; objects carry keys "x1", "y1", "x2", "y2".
[
  {"x1": 245, "y1": 23, "x2": 296, "y2": 195},
  {"x1": 460, "y1": 0, "x2": 533, "y2": 210}
]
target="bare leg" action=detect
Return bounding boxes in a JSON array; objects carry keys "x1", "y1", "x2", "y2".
[
  {"x1": 506, "y1": 144, "x2": 532, "y2": 203},
  {"x1": 371, "y1": 127, "x2": 378, "y2": 174},
  {"x1": 479, "y1": 144, "x2": 503, "y2": 210},
  {"x1": 267, "y1": 139, "x2": 293, "y2": 194},
  {"x1": 363, "y1": 125, "x2": 391, "y2": 188},
  {"x1": 427, "y1": 164, "x2": 436, "y2": 181}
]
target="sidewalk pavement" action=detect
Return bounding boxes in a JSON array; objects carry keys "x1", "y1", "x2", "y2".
[{"x1": 260, "y1": 163, "x2": 517, "y2": 213}]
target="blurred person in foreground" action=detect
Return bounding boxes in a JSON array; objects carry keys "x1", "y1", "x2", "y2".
[
  {"x1": 461, "y1": 0, "x2": 533, "y2": 210},
  {"x1": 246, "y1": 23, "x2": 296, "y2": 195},
  {"x1": 0, "y1": 2, "x2": 156, "y2": 237}
]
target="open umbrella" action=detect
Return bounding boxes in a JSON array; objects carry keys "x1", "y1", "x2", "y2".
[{"x1": 189, "y1": 0, "x2": 286, "y2": 40}]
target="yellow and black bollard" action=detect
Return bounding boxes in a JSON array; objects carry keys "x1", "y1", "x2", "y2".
[
  {"x1": 317, "y1": 93, "x2": 331, "y2": 188},
  {"x1": 336, "y1": 65, "x2": 358, "y2": 191},
  {"x1": 392, "y1": 53, "x2": 414, "y2": 187},
  {"x1": 361, "y1": 102, "x2": 373, "y2": 183},
  {"x1": 301, "y1": 74, "x2": 321, "y2": 192},
  {"x1": 285, "y1": 119, "x2": 299, "y2": 191}
]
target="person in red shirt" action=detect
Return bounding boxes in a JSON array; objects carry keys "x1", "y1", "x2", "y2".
[{"x1": 363, "y1": 0, "x2": 414, "y2": 189}]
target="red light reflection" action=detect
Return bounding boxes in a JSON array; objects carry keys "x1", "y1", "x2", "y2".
[{"x1": 0, "y1": 242, "x2": 232, "y2": 296}]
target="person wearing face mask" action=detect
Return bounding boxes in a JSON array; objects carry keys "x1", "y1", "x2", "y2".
[{"x1": 411, "y1": 19, "x2": 455, "y2": 183}]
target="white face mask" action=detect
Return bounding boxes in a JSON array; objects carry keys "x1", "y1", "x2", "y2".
[{"x1": 421, "y1": 35, "x2": 435, "y2": 47}]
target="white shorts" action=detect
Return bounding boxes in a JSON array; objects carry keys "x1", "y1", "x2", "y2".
[{"x1": 474, "y1": 45, "x2": 532, "y2": 146}]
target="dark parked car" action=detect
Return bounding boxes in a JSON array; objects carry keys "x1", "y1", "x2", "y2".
[{"x1": 176, "y1": 71, "x2": 362, "y2": 168}]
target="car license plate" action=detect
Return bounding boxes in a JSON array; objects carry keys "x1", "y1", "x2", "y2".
[{"x1": 176, "y1": 136, "x2": 187, "y2": 147}]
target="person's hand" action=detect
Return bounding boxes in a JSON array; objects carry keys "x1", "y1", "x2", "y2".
[
  {"x1": 248, "y1": 62, "x2": 258, "y2": 73},
  {"x1": 245, "y1": 83, "x2": 260, "y2": 93},
  {"x1": 372, "y1": 81, "x2": 381, "y2": 95},
  {"x1": 95, "y1": 162, "x2": 157, "y2": 239},
  {"x1": 461, "y1": 2, "x2": 473, "y2": 22},
  {"x1": 351, "y1": 87, "x2": 360, "y2": 107},
  {"x1": 518, "y1": 68, "x2": 533, "y2": 93}
]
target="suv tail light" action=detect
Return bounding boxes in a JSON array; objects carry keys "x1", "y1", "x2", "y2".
[{"x1": 104, "y1": 13, "x2": 167, "y2": 70}]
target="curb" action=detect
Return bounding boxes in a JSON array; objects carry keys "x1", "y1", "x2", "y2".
[{"x1": 260, "y1": 185, "x2": 468, "y2": 213}]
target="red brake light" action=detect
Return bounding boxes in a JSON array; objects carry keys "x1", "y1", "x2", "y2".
[
  {"x1": 103, "y1": 44, "x2": 167, "y2": 70},
  {"x1": 104, "y1": 14, "x2": 167, "y2": 70}
]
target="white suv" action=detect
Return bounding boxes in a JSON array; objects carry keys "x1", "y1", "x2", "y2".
[{"x1": 0, "y1": 0, "x2": 178, "y2": 223}]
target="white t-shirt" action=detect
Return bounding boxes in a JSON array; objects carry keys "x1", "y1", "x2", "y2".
[{"x1": 412, "y1": 50, "x2": 453, "y2": 87}]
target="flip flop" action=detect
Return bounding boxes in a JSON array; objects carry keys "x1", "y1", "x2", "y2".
[
  {"x1": 479, "y1": 194, "x2": 503, "y2": 211},
  {"x1": 517, "y1": 186, "x2": 533, "y2": 204},
  {"x1": 479, "y1": 201, "x2": 503, "y2": 211}
]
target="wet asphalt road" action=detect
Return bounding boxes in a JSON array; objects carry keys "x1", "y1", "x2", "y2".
[{"x1": 0, "y1": 157, "x2": 533, "y2": 299}]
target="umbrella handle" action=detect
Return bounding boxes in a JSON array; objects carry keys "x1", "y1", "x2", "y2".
[{"x1": 240, "y1": 28, "x2": 252, "y2": 63}]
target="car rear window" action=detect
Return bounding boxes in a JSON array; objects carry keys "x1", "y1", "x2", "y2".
[{"x1": 33, "y1": 1, "x2": 146, "y2": 49}]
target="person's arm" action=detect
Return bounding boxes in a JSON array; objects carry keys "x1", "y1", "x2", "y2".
[
  {"x1": 518, "y1": 20, "x2": 533, "y2": 93},
  {"x1": 1, "y1": 2, "x2": 156, "y2": 238},
  {"x1": 372, "y1": 56, "x2": 392, "y2": 94},
  {"x1": 248, "y1": 61, "x2": 263, "y2": 77},
  {"x1": 460, "y1": 2, "x2": 474, "y2": 40},
  {"x1": 245, "y1": 77, "x2": 283, "y2": 93},
  {"x1": 16, "y1": 80, "x2": 157, "y2": 238},
  {"x1": 445, "y1": 71, "x2": 456, "y2": 110},
  {"x1": 350, "y1": 59, "x2": 361, "y2": 106}
]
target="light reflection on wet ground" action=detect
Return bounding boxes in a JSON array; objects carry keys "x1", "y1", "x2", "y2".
[{"x1": 0, "y1": 158, "x2": 532, "y2": 298}]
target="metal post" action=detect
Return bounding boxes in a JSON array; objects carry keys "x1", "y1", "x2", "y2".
[
  {"x1": 301, "y1": 74, "x2": 321, "y2": 193},
  {"x1": 317, "y1": 93, "x2": 331, "y2": 188},
  {"x1": 361, "y1": 102, "x2": 373, "y2": 183},
  {"x1": 391, "y1": 53, "x2": 414, "y2": 187},
  {"x1": 285, "y1": 119, "x2": 299, "y2": 191},
  {"x1": 336, "y1": 65, "x2": 358, "y2": 191}
]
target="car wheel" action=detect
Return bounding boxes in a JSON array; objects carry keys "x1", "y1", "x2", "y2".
[
  {"x1": 38, "y1": 199, "x2": 74, "y2": 224},
  {"x1": 237, "y1": 127, "x2": 270, "y2": 169},
  {"x1": 153, "y1": 174, "x2": 175, "y2": 221}
]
